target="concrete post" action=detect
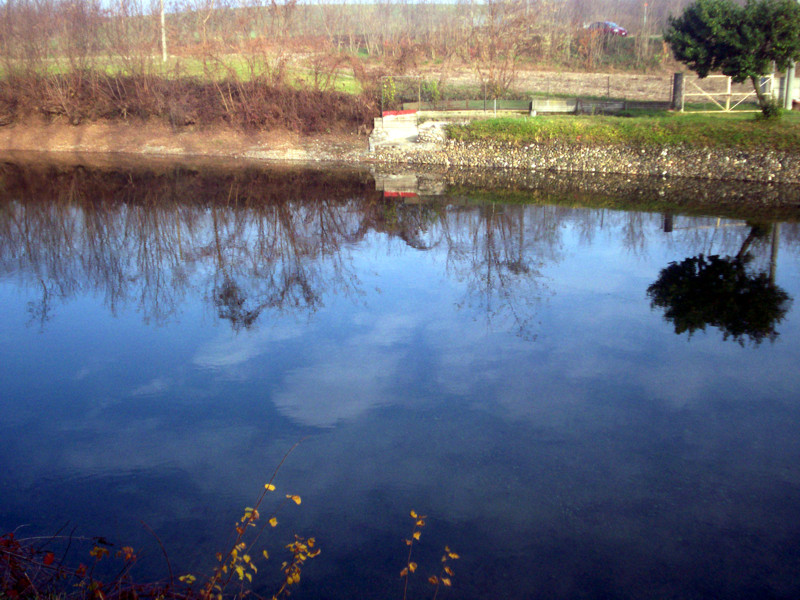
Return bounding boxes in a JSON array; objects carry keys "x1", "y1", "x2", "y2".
[
  {"x1": 788, "y1": 0, "x2": 800, "y2": 109},
  {"x1": 671, "y1": 72, "x2": 685, "y2": 111},
  {"x1": 785, "y1": 64, "x2": 796, "y2": 109}
]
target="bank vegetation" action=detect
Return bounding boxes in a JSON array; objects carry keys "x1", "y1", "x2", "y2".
[{"x1": 0, "y1": 0, "x2": 691, "y2": 134}]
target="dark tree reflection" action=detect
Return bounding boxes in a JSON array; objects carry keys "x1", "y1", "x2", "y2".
[
  {"x1": 441, "y1": 203, "x2": 564, "y2": 340},
  {"x1": 26, "y1": 278, "x2": 57, "y2": 331},
  {"x1": 0, "y1": 163, "x2": 373, "y2": 330},
  {"x1": 214, "y1": 277, "x2": 261, "y2": 331},
  {"x1": 648, "y1": 224, "x2": 792, "y2": 345},
  {"x1": 2, "y1": 161, "x2": 797, "y2": 342}
]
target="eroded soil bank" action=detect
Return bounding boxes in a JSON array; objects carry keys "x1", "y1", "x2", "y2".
[{"x1": 0, "y1": 120, "x2": 371, "y2": 164}]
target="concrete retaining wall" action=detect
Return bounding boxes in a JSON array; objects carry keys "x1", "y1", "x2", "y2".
[{"x1": 406, "y1": 98, "x2": 673, "y2": 116}]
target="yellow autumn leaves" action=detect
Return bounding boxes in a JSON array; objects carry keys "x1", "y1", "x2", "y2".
[
  {"x1": 193, "y1": 479, "x2": 312, "y2": 600},
  {"x1": 428, "y1": 574, "x2": 452, "y2": 587},
  {"x1": 218, "y1": 542, "x2": 257, "y2": 583},
  {"x1": 177, "y1": 460, "x2": 460, "y2": 600},
  {"x1": 273, "y1": 535, "x2": 321, "y2": 598},
  {"x1": 434, "y1": 546, "x2": 459, "y2": 588},
  {"x1": 400, "y1": 510, "x2": 459, "y2": 598},
  {"x1": 89, "y1": 545, "x2": 109, "y2": 560}
]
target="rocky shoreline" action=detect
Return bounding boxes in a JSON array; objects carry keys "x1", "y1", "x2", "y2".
[{"x1": 374, "y1": 137, "x2": 800, "y2": 184}]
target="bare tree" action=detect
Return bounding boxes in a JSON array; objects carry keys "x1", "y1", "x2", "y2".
[{"x1": 467, "y1": 0, "x2": 530, "y2": 98}]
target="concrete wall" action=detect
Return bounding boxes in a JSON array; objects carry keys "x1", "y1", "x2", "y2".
[{"x1": 407, "y1": 98, "x2": 673, "y2": 117}]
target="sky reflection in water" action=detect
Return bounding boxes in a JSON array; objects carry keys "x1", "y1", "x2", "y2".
[{"x1": 1, "y1": 162, "x2": 800, "y2": 599}]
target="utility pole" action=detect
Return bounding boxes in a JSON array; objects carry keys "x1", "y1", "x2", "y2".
[
  {"x1": 640, "y1": 2, "x2": 648, "y2": 61},
  {"x1": 160, "y1": 0, "x2": 167, "y2": 63}
]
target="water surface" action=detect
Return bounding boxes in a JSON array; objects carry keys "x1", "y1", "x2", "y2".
[{"x1": 2, "y1": 159, "x2": 800, "y2": 599}]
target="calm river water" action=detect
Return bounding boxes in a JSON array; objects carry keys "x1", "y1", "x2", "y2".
[{"x1": 2, "y1": 158, "x2": 800, "y2": 599}]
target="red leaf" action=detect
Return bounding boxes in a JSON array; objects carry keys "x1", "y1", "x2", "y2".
[{"x1": 43, "y1": 552, "x2": 55, "y2": 566}]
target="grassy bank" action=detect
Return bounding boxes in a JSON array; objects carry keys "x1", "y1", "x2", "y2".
[{"x1": 445, "y1": 111, "x2": 800, "y2": 152}]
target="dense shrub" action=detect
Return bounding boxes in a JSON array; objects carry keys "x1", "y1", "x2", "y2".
[{"x1": 0, "y1": 72, "x2": 376, "y2": 134}]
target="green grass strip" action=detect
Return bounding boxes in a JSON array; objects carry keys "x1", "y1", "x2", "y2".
[{"x1": 445, "y1": 111, "x2": 800, "y2": 152}]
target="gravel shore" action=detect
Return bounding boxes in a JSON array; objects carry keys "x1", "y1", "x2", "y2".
[{"x1": 374, "y1": 137, "x2": 800, "y2": 184}]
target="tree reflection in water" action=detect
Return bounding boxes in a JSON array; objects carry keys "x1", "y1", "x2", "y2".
[
  {"x1": 0, "y1": 162, "x2": 565, "y2": 338},
  {"x1": 648, "y1": 223, "x2": 792, "y2": 345},
  {"x1": 440, "y1": 203, "x2": 562, "y2": 340},
  {"x1": 1, "y1": 161, "x2": 797, "y2": 343}
]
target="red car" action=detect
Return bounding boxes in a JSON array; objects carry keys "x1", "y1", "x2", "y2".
[{"x1": 587, "y1": 21, "x2": 628, "y2": 36}]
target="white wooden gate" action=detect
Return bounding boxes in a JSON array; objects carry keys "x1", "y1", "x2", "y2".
[{"x1": 681, "y1": 75, "x2": 774, "y2": 112}]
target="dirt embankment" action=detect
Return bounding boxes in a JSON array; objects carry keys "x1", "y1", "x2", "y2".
[
  {"x1": 0, "y1": 68, "x2": 740, "y2": 163},
  {"x1": 0, "y1": 119, "x2": 371, "y2": 163}
]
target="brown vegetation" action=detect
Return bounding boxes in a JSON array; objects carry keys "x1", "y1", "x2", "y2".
[
  {"x1": 0, "y1": 72, "x2": 376, "y2": 133},
  {"x1": 0, "y1": 0, "x2": 690, "y2": 132}
]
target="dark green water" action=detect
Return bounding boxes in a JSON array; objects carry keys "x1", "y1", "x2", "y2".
[{"x1": 1, "y1": 158, "x2": 800, "y2": 599}]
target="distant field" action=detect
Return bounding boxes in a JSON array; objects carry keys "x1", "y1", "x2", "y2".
[
  {"x1": 2, "y1": 51, "x2": 684, "y2": 104},
  {"x1": 0, "y1": 54, "x2": 364, "y2": 94}
]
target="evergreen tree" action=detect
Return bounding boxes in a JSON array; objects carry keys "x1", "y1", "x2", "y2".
[{"x1": 665, "y1": 0, "x2": 800, "y2": 117}]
